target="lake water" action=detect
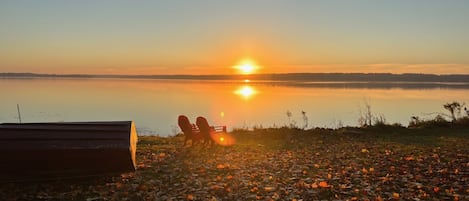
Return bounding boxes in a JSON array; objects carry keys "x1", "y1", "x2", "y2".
[{"x1": 1, "y1": 78, "x2": 469, "y2": 136}]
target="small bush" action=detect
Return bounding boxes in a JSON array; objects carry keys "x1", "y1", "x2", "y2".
[
  {"x1": 373, "y1": 114, "x2": 387, "y2": 127},
  {"x1": 408, "y1": 115, "x2": 451, "y2": 128}
]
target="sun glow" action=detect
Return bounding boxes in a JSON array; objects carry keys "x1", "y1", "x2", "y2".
[
  {"x1": 211, "y1": 133, "x2": 235, "y2": 146},
  {"x1": 239, "y1": 63, "x2": 255, "y2": 74},
  {"x1": 233, "y1": 59, "x2": 259, "y2": 74},
  {"x1": 235, "y1": 85, "x2": 257, "y2": 99}
]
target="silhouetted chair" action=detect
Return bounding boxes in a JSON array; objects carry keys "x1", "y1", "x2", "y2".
[
  {"x1": 178, "y1": 115, "x2": 201, "y2": 146},
  {"x1": 196, "y1": 116, "x2": 227, "y2": 145}
]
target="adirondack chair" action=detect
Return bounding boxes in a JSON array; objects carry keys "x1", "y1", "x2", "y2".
[
  {"x1": 178, "y1": 115, "x2": 227, "y2": 146},
  {"x1": 196, "y1": 116, "x2": 227, "y2": 145},
  {"x1": 178, "y1": 115, "x2": 202, "y2": 146}
]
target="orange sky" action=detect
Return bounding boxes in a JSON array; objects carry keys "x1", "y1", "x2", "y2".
[{"x1": 1, "y1": 1, "x2": 469, "y2": 75}]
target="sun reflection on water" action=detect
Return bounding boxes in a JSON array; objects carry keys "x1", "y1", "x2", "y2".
[{"x1": 235, "y1": 85, "x2": 257, "y2": 99}]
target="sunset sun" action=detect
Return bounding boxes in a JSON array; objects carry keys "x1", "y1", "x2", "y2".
[
  {"x1": 239, "y1": 63, "x2": 255, "y2": 74},
  {"x1": 234, "y1": 59, "x2": 259, "y2": 74}
]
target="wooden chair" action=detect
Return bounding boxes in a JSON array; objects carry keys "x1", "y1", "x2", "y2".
[
  {"x1": 178, "y1": 115, "x2": 202, "y2": 146},
  {"x1": 196, "y1": 116, "x2": 227, "y2": 145}
]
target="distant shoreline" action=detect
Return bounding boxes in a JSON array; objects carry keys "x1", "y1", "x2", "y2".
[{"x1": 2, "y1": 72, "x2": 469, "y2": 83}]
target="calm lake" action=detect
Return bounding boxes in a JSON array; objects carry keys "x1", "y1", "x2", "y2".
[{"x1": 1, "y1": 78, "x2": 469, "y2": 136}]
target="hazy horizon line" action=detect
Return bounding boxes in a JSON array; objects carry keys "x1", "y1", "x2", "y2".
[
  {"x1": 3, "y1": 72, "x2": 469, "y2": 89},
  {"x1": 2, "y1": 72, "x2": 469, "y2": 83},
  {"x1": 2, "y1": 71, "x2": 469, "y2": 77}
]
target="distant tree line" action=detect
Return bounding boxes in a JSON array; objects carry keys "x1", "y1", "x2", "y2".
[{"x1": 1, "y1": 72, "x2": 469, "y2": 83}]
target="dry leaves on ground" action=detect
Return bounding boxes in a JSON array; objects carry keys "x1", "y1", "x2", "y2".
[{"x1": 0, "y1": 130, "x2": 468, "y2": 201}]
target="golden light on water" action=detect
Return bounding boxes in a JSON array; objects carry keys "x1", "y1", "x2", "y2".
[{"x1": 235, "y1": 85, "x2": 256, "y2": 99}]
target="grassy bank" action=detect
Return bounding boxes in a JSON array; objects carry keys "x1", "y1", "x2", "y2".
[{"x1": 1, "y1": 126, "x2": 468, "y2": 200}]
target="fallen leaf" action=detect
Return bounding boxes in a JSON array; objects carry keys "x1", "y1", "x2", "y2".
[
  {"x1": 319, "y1": 181, "x2": 329, "y2": 188},
  {"x1": 187, "y1": 194, "x2": 194, "y2": 200}
]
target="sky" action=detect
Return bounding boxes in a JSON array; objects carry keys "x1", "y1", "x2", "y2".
[{"x1": 1, "y1": 0, "x2": 469, "y2": 75}]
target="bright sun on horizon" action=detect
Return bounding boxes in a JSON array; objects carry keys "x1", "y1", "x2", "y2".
[{"x1": 234, "y1": 59, "x2": 259, "y2": 74}]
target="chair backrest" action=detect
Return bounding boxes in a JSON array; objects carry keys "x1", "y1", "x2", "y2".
[
  {"x1": 196, "y1": 116, "x2": 210, "y2": 133},
  {"x1": 178, "y1": 115, "x2": 193, "y2": 134}
]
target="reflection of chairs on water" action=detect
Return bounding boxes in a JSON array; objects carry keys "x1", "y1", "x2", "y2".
[{"x1": 178, "y1": 115, "x2": 227, "y2": 146}]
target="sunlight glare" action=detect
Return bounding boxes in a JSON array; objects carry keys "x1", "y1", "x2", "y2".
[
  {"x1": 233, "y1": 59, "x2": 259, "y2": 74},
  {"x1": 211, "y1": 133, "x2": 235, "y2": 146},
  {"x1": 239, "y1": 64, "x2": 254, "y2": 74},
  {"x1": 235, "y1": 85, "x2": 256, "y2": 99}
]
